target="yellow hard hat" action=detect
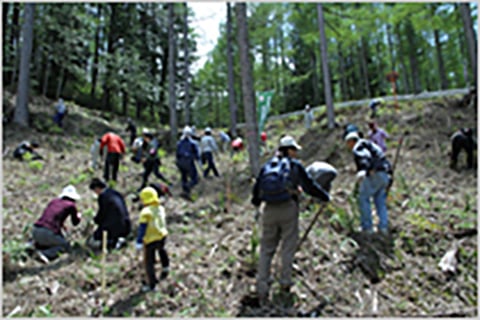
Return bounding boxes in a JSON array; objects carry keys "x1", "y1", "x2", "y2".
[{"x1": 140, "y1": 187, "x2": 160, "y2": 206}]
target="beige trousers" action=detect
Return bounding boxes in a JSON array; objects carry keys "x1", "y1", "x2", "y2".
[{"x1": 256, "y1": 199, "x2": 299, "y2": 297}]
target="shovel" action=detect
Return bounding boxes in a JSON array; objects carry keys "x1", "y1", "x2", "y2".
[{"x1": 386, "y1": 131, "x2": 409, "y2": 196}]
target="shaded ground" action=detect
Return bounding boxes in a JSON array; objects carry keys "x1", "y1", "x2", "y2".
[{"x1": 2, "y1": 91, "x2": 477, "y2": 317}]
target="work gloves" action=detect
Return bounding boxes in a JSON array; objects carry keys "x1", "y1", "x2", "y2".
[
  {"x1": 356, "y1": 170, "x2": 367, "y2": 181},
  {"x1": 254, "y1": 207, "x2": 261, "y2": 222}
]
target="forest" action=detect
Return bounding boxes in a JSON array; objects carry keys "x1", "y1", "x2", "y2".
[
  {"x1": 2, "y1": 2, "x2": 478, "y2": 317},
  {"x1": 3, "y1": 2, "x2": 478, "y2": 136}
]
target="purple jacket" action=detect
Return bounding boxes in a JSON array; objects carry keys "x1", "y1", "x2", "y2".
[
  {"x1": 34, "y1": 198, "x2": 80, "y2": 234},
  {"x1": 368, "y1": 128, "x2": 389, "y2": 152}
]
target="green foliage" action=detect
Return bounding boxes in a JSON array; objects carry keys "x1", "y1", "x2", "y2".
[
  {"x1": 28, "y1": 160, "x2": 44, "y2": 171},
  {"x1": 157, "y1": 148, "x2": 167, "y2": 158},
  {"x1": 406, "y1": 213, "x2": 444, "y2": 233},
  {"x1": 3, "y1": 240, "x2": 30, "y2": 264},
  {"x1": 69, "y1": 172, "x2": 89, "y2": 185}
]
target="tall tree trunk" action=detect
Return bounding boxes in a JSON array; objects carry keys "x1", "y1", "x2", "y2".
[
  {"x1": 337, "y1": 43, "x2": 349, "y2": 101},
  {"x1": 386, "y1": 24, "x2": 395, "y2": 71},
  {"x1": 273, "y1": 29, "x2": 280, "y2": 95},
  {"x1": 135, "y1": 99, "x2": 141, "y2": 119},
  {"x1": 317, "y1": 4, "x2": 335, "y2": 129},
  {"x1": 226, "y1": 2, "x2": 238, "y2": 137},
  {"x1": 278, "y1": 24, "x2": 288, "y2": 113},
  {"x1": 14, "y1": 4, "x2": 35, "y2": 127},
  {"x1": 168, "y1": 3, "x2": 178, "y2": 149},
  {"x1": 8, "y1": 3, "x2": 20, "y2": 86},
  {"x1": 158, "y1": 37, "x2": 169, "y2": 123},
  {"x1": 359, "y1": 37, "x2": 371, "y2": 97},
  {"x1": 311, "y1": 51, "x2": 320, "y2": 106},
  {"x1": 90, "y1": 3, "x2": 102, "y2": 98},
  {"x1": 183, "y1": 2, "x2": 191, "y2": 125},
  {"x1": 405, "y1": 22, "x2": 421, "y2": 93},
  {"x1": 42, "y1": 53, "x2": 51, "y2": 96},
  {"x1": 56, "y1": 67, "x2": 65, "y2": 99},
  {"x1": 459, "y1": 3, "x2": 477, "y2": 87},
  {"x1": 122, "y1": 89, "x2": 128, "y2": 116},
  {"x1": 235, "y1": 2, "x2": 260, "y2": 176},
  {"x1": 102, "y1": 4, "x2": 118, "y2": 112},
  {"x1": 261, "y1": 39, "x2": 269, "y2": 90},
  {"x1": 433, "y1": 29, "x2": 448, "y2": 90},
  {"x1": 395, "y1": 24, "x2": 411, "y2": 94},
  {"x1": 2, "y1": 3, "x2": 10, "y2": 72},
  {"x1": 215, "y1": 85, "x2": 221, "y2": 127}
]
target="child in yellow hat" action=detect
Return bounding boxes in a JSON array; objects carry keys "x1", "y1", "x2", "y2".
[{"x1": 136, "y1": 186, "x2": 169, "y2": 292}]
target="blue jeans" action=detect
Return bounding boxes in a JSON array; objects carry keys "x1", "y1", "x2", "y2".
[{"x1": 358, "y1": 171, "x2": 390, "y2": 232}]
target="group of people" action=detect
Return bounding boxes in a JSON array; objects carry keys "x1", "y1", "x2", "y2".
[
  {"x1": 30, "y1": 178, "x2": 170, "y2": 292},
  {"x1": 17, "y1": 97, "x2": 476, "y2": 302}
]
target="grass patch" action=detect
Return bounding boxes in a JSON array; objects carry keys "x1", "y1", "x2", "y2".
[{"x1": 69, "y1": 172, "x2": 90, "y2": 185}]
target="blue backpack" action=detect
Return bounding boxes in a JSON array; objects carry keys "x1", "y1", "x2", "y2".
[
  {"x1": 258, "y1": 157, "x2": 294, "y2": 203},
  {"x1": 176, "y1": 138, "x2": 195, "y2": 159}
]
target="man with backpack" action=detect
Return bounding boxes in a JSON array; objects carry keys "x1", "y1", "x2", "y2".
[
  {"x1": 176, "y1": 126, "x2": 200, "y2": 199},
  {"x1": 13, "y1": 140, "x2": 43, "y2": 161},
  {"x1": 345, "y1": 131, "x2": 392, "y2": 234},
  {"x1": 251, "y1": 135, "x2": 330, "y2": 305},
  {"x1": 450, "y1": 127, "x2": 476, "y2": 170},
  {"x1": 137, "y1": 129, "x2": 171, "y2": 193}
]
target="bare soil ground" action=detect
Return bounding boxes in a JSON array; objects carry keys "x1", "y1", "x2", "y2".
[{"x1": 2, "y1": 92, "x2": 477, "y2": 317}]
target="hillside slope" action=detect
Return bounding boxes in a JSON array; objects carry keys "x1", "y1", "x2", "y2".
[{"x1": 2, "y1": 93, "x2": 477, "y2": 317}]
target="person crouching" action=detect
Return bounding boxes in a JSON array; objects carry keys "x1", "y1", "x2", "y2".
[{"x1": 136, "y1": 187, "x2": 170, "y2": 292}]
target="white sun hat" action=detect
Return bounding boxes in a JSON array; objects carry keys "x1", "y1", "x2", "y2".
[
  {"x1": 344, "y1": 131, "x2": 360, "y2": 142},
  {"x1": 279, "y1": 135, "x2": 302, "y2": 150},
  {"x1": 182, "y1": 126, "x2": 192, "y2": 136},
  {"x1": 59, "y1": 185, "x2": 81, "y2": 201}
]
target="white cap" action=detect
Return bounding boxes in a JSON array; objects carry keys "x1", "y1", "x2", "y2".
[
  {"x1": 279, "y1": 135, "x2": 302, "y2": 150},
  {"x1": 205, "y1": 127, "x2": 212, "y2": 133},
  {"x1": 142, "y1": 128, "x2": 150, "y2": 135},
  {"x1": 344, "y1": 131, "x2": 360, "y2": 142},
  {"x1": 59, "y1": 185, "x2": 81, "y2": 200},
  {"x1": 182, "y1": 126, "x2": 192, "y2": 136}
]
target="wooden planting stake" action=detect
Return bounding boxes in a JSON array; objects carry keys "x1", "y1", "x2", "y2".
[{"x1": 101, "y1": 230, "x2": 107, "y2": 297}]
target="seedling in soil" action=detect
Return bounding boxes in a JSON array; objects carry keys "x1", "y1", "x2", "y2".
[{"x1": 28, "y1": 160, "x2": 44, "y2": 171}]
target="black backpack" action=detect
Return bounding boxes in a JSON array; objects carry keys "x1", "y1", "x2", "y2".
[{"x1": 258, "y1": 157, "x2": 294, "y2": 203}]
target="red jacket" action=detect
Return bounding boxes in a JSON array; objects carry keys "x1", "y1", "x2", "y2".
[
  {"x1": 261, "y1": 132, "x2": 267, "y2": 142},
  {"x1": 100, "y1": 133, "x2": 126, "y2": 155}
]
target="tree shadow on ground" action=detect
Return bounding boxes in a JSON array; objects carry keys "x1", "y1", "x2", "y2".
[
  {"x1": 236, "y1": 291, "x2": 329, "y2": 317},
  {"x1": 104, "y1": 290, "x2": 146, "y2": 317},
  {"x1": 3, "y1": 243, "x2": 97, "y2": 283},
  {"x1": 346, "y1": 231, "x2": 396, "y2": 284}
]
